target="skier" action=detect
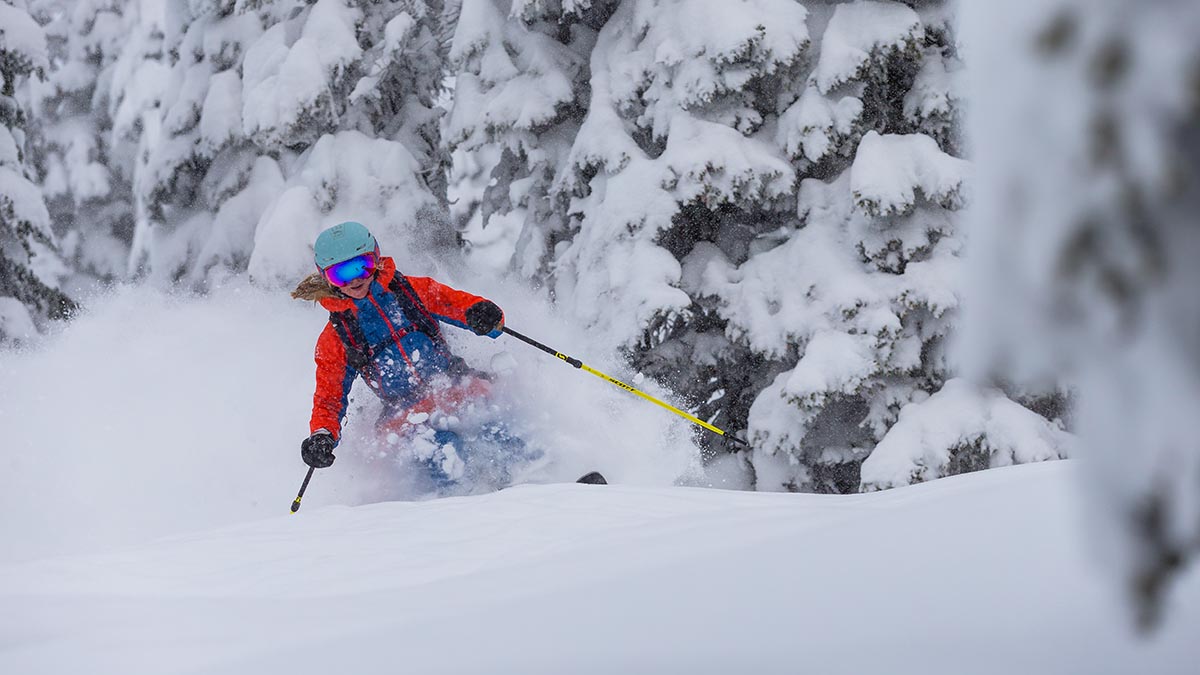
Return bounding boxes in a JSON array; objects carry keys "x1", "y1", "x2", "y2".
[{"x1": 293, "y1": 221, "x2": 519, "y2": 488}]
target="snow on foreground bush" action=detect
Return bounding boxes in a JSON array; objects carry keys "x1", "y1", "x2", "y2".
[
  {"x1": 859, "y1": 379, "x2": 1072, "y2": 491},
  {"x1": 961, "y1": 0, "x2": 1200, "y2": 629}
]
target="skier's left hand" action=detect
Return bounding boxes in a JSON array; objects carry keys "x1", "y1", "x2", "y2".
[{"x1": 465, "y1": 300, "x2": 504, "y2": 335}]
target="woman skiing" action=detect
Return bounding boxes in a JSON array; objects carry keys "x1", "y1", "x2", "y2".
[{"x1": 293, "y1": 221, "x2": 519, "y2": 489}]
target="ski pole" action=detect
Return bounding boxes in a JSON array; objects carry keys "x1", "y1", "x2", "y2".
[
  {"x1": 502, "y1": 327, "x2": 748, "y2": 448},
  {"x1": 291, "y1": 466, "x2": 315, "y2": 513}
]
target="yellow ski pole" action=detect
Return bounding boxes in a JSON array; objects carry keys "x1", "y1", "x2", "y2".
[{"x1": 502, "y1": 327, "x2": 748, "y2": 448}]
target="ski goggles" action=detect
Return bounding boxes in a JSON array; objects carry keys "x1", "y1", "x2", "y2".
[{"x1": 322, "y1": 253, "x2": 377, "y2": 287}]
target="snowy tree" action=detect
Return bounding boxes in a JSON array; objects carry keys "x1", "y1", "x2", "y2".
[
  {"x1": 447, "y1": 0, "x2": 807, "y2": 466},
  {"x1": 27, "y1": 0, "x2": 133, "y2": 281},
  {"x1": 445, "y1": 0, "x2": 617, "y2": 279},
  {"x1": 961, "y1": 0, "x2": 1200, "y2": 630},
  {"x1": 446, "y1": 0, "x2": 1065, "y2": 493},
  {"x1": 0, "y1": 0, "x2": 73, "y2": 342},
  {"x1": 106, "y1": 0, "x2": 454, "y2": 287}
]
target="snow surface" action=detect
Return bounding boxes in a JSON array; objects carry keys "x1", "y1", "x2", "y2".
[{"x1": 1, "y1": 462, "x2": 1196, "y2": 674}]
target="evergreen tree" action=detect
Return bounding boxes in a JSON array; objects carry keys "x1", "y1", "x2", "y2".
[
  {"x1": 28, "y1": 0, "x2": 133, "y2": 281},
  {"x1": 106, "y1": 0, "x2": 453, "y2": 287},
  {"x1": 0, "y1": 0, "x2": 72, "y2": 342},
  {"x1": 446, "y1": 0, "x2": 1069, "y2": 492},
  {"x1": 446, "y1": 0, "x2": 617, "y2": 279}
]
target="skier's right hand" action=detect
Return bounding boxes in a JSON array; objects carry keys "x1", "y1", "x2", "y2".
[
  {"x1": 465, "y1": 300, "x2": 504, "y2": 336},
  {"x1": 301, "y1": 431, "x2": 337, "y2": 468}
]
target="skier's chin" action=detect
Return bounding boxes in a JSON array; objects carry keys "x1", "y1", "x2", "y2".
[{"x1": 342, "y1": 279, "x2": 371, "y2": 298}]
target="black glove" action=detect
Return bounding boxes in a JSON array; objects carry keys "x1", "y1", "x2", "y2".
[
  {"x1": 465, "y1": 300, "x2": 503, "y2": 336},
  {"x1": 301, "y1": 432, "x2": 337, "y2": 468}
]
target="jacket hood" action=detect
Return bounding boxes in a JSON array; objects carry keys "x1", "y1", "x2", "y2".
[{"x1": 291, "y1": 256, "x2": 398, "y2": 311}]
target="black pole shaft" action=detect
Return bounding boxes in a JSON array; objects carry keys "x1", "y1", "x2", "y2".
[
  {"x1": 291, "y1": 466, "x2": 315, "y2": 513},
  {"x1": 502, "y1": 327, "x2": 582, "y2": 367}
]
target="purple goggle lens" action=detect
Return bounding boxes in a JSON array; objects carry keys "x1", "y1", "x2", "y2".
[{"x1": 323, "y1": 253, "x2": 377, "y2": 287}]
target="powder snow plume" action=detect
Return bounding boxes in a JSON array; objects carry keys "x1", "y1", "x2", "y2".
[{"x1": 0, "y1": 279, "x2": 703, "y2": 563}]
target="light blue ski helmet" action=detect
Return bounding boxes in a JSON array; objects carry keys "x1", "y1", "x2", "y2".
[{"x1": 314, "y1": 221, "x2": 378, "y2": 269}]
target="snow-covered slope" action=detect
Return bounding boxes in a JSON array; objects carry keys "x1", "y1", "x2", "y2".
[
  {"x1": 2, "y1": 285, "x2": 1197, "y2": 674},
  {"x1": 2, "y1": 461, "x2": 1197, "y2": 674}
]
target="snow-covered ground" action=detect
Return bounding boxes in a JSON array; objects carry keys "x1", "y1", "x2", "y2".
[
  {"x1": 2, "y1": 462, "x2": 1196, "y2": 674},
  {"x1": 2, "y1": 285, "x2": 1197, "y2": 674}
]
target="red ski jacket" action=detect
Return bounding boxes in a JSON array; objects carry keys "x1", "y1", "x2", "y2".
[{"x1": 309, "y1": 256, "x2": 501, "y2": 440}]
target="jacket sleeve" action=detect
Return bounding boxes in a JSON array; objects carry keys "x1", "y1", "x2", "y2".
[
  {"x1": 406, "y1": 276, "x2": 504, "y2": 338},
  {"x1": 310, "y1": 323, "x2": 356, "y2": 440}
]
